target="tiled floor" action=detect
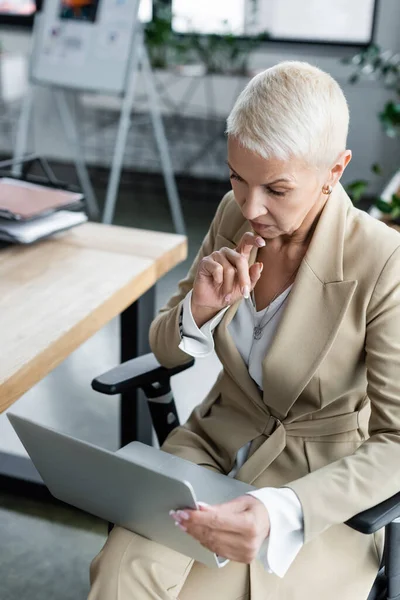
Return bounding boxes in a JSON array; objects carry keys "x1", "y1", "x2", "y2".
[{"x1": 0, "y1": 166, "x2": 225, "y2": 600}]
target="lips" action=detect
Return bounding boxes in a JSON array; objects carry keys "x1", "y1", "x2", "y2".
[{"x1": 251, "y1": 221, "x2": 273, "y2": 228}]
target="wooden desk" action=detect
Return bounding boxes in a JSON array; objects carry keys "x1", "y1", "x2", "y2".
[{"x1": 0, "y1": 222, "x2": 187, "y2": 456}]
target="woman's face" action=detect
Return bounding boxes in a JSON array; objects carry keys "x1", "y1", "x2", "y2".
[{"x1": 227, "y1": 136, "x2": 348, "y2": 240}]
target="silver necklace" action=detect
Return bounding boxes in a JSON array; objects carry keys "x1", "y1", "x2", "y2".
[
  {"x1": 250, "y1": 267, "x2": 298, "y2": 340},
  {"x1": 252, "y1": 293, "x2": 290, "y2": 340}
]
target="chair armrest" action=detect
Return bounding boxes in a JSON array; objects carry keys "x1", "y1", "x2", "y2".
[
  {"x1": 346, "y1": 492, "x2": 400, "y2": 534},
  {"x1": 91, "y1": 352, "x2": 195, "y2": 395}
]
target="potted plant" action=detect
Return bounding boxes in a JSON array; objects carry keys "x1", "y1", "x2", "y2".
[
  {"x1": 145, "y1": 2, "x2": 267, "y2": 76},
  {"x1": 375, "y1": 192, "x2": 400, "y2": 222},
  {"x1": 344, "y1": 45, "x2": 400, "y2": 224}
]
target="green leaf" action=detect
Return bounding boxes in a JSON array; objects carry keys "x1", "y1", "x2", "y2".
[
  {"x1": 346, "y1": 179, "x2": 369, "y2": 202},
  {"x1": 369, "y1": 43, "x2": 381, "y2": 54},
  {"x1": 381, "y1": 101, "x2": 400, "y2": 121},
  {"x1": 371, "y1": 163, "x2": 383, "y2": 175},
  {"x1": 375, "y1": 198, "x2": 394, "y2": 214},
  {"x1": 392, "y1": 194, "x2": 400, "y2": 207}
]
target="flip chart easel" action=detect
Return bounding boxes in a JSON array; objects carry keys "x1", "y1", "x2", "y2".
[{"x1": 12, "y1": 0, "x2": 185, "y2": 233}]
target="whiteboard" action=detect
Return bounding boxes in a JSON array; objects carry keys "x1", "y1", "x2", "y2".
[
  {"x1": 172, "y1": 0, "x2": 377, "y2": 45},
  {"x1": 30, "y1": 0, "x2": 141, "y2": 95},
  {"x1": 267, "y1": 0, "x2": 376, "y2": 44}
]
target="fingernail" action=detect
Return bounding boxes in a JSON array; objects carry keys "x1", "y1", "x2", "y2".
[
  {"x1": 176, "y1": 510, "x2": 189, "y2": 520},
  {"x1": 256, "y1": 237, "x2": 265, "y2": 247},
  {"x1": 224, "y1": 294, "x2": 232, "y2": 303},
  {"x1": 175, "y1": 521, "x2": 187, "y2": 531},
  {"x1": 242, "y1": 285, "x2": 250, "y2": 299},
  {"x1": 259, "y1": 262, "x2": 264, "y2": 272},
  {"x1": 197, "y1": 501, "x2": 210, "y2": 507},
  {"x1": 169, "y1": 510, "x2": 176, "y2": 518}
]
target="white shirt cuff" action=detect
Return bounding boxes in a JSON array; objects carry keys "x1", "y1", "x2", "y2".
[
  {"x1": 247, "y1": 487, "x2": 304, "y2": 578},
  {"x1": 178, "y1": 290, "x2": 229, "y2": 357}
]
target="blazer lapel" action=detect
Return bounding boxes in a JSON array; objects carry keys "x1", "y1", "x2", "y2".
[
  {"x1": 261, "y1": 184, "x2": 357, "y2": 418},
  {"x1": 213, "y1": 219, "x2": 264, "y2": 408},
  {"x1": 214, "y1": 296, "x2": 262, "y2": 408}
]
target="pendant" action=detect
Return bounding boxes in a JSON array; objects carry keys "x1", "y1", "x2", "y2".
[{"x1": 253, "y1": 326, "x2": 263, "y2": 340}]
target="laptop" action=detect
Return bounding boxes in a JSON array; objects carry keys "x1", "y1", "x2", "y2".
[{"x1": 8, "y1": 414, "x2": 255, "y2": 568}]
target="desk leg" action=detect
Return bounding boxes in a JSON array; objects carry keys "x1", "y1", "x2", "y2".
[{"x1": 119, "y1": 286, "x2": 155, "y2": 447}]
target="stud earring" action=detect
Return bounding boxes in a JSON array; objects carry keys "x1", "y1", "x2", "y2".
[{"x1": 322, "y1": 184, "x2": 333, "y2": 195}]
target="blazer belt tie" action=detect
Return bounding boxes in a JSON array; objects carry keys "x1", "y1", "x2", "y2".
[{"x1": 235, "y1": 402, "x2": 370, "y2": 485}]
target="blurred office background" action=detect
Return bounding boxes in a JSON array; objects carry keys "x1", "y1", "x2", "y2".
[{"x1": 0, "y1": 1, "x2": 399, "y2": 598}]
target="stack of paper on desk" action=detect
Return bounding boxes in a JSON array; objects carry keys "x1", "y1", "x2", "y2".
[
  {"x1": 0, "y1": 210, "x2": 88, "y2": 244},
  {"x1": 0, "y1": 178, "x2": 84, "y2": 220},
  {"x1": 0, "y1": 178, "x2": 87, "y2": 244}
]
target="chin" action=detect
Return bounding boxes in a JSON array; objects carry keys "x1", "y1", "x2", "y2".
[
  {"x1": 253, "y1": 225, "x2": 280, "y2": 238},
  {"x1": 262, "y1": 230, "x2": 282, "y2": 239}
]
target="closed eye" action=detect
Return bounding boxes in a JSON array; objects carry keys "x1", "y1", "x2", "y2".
[
  {"x1": 229, "y1": 172, "x2": 243, "y2": 182},
  {"x1": 230, "y1": 171, "x2": 289, "y2": 196},
  {"x1": 265, "y1": 188, "x2": 287, "y2": 197}
]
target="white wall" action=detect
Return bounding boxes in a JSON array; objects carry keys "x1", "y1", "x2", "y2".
[{"x1": 0, "y1": 0, "x2": 398, "y2": 193}]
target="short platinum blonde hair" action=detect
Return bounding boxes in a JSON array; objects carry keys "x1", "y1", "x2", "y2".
[{"x1": 226, "y1": 61, "x2": 349, "y2": 168}]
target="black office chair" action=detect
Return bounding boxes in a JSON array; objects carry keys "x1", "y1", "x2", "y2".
[{"x1": 92, "y1": 353, "x2": 400, "y2": 600}]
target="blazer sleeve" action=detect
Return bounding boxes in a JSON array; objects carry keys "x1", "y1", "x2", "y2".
[
  {"x1": 149, "y1": 192, "x2": 232, "y2": 368},
  {"x1": 178, "y1": 290, "x2": 229, "y2": 357},
  {"x1": 286, "y1": 245, "x2": 400, "y2": 543}
]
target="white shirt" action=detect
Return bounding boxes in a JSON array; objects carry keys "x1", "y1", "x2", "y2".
[{"x1": 178, "y1": 290, "x2": 304, "y2": 578}]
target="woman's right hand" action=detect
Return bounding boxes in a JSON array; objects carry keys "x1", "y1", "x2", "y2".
[{"x1": 191, "y1": 232, "x2": 265, "y2": 328}]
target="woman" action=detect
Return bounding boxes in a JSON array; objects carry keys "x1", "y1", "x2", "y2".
[{"x1": 89, "y1": 62, "x2": 400, "y2": 600}]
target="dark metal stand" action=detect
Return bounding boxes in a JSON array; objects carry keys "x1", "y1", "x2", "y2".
[
  {"x1": 386, "y1": 519, "x2": 400, "y2": 600},
  {"x1": 0, "y1": 154, "x2": 84, "y2": 195},
  {"x1": 119, "y1": 286, "x2": 155, "y2": 447}
]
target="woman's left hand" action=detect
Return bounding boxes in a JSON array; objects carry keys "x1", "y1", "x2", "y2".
[{"x1": 170, "y1": 495, "x2": 270, "y2": 564}]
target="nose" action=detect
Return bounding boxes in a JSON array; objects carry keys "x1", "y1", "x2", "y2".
[{"x1": 240, "y1": 189, "x2": 268, "y2": 221}]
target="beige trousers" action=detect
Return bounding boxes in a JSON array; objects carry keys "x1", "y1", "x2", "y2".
[{"x1": 88, "y1": 526, "x2": 250, "y2": 600}]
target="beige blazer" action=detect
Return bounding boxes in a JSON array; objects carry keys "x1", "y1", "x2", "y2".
[{"x1": 149, "y1": 184, "x2": 400, "y2": 599}]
